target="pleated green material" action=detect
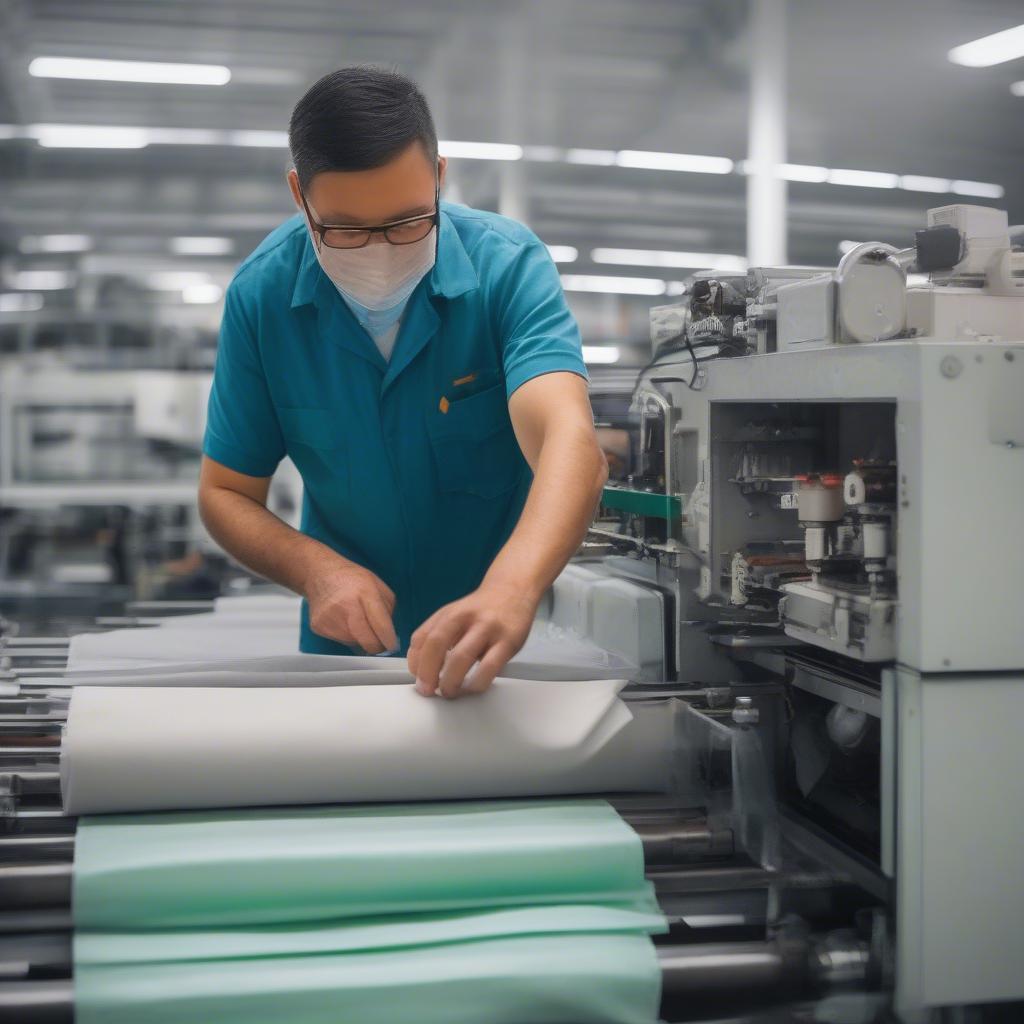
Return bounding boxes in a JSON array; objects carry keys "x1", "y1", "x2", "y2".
[
  {"x1": 74, "y1": 800, "x2": 653, "y2": 928},
  {"x1": 74, "y1": 800, "x2": 666, "y2": 1024},
  {"x1": 77, "y1": 934, "x2": 662, "y2": 1024}
]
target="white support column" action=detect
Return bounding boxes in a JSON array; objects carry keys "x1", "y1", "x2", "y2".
[
  {"x1": 421, "y1": 20, "x2": 462, "y2": 204},
  {"x1": 746, "y1": 0, "x2": 788, "y2": 266},
  {"x1": 498, "y1": 11, "x2": 528, "y2": 223}
]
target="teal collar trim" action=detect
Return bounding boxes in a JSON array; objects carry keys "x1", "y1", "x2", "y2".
[{"x1": 427, "y1": 206, "x2": 479, "y2": 300}]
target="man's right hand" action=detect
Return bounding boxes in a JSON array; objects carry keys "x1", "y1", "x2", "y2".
[{"x1": 304, "y1": 559, "x2": 399, "y2": 654}]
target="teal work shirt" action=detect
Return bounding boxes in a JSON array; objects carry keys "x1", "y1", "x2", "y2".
[{"x1": 203, "y1": 202, "x2": 588, "y2": 655}]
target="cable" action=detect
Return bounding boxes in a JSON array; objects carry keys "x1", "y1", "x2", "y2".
[{"x1": 681, "y1": 331, "x2": 702, "y2": 390}]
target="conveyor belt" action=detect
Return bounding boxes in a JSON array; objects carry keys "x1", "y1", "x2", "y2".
[{"x1": 1, "y1": 611, "x2": 881, "y2": 1022}]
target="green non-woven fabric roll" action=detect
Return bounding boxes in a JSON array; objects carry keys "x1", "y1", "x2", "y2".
[
  {"x1": 76, "y1": 903, "x2": 667, "y2": 965},
  {"x1": 74, "y1": 800, "x2": 654, "y2": 930},
  {"x1": 76, "y1": 932, "x2": 663, "y2": 1024},
  {"x1": 74, "y1": 800, "x2": 666, "y2": 1023}
]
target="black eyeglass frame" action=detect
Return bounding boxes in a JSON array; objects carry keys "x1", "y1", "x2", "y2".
[{"x1": 301, "y1": 180, "x2": 440, "y2": 251}]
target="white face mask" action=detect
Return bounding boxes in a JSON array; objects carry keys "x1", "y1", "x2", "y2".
[{"x1": 310, "y1": 227, "x2": 437, "y2": 312}]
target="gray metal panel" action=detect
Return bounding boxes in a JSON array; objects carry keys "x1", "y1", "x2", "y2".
[
  {"x1": 777, "y1": 274, "x2": 834, "y2": 350},
  {"x1": 647, "y1": 341, "x2": 1024, "y2": 673},
  {"x1": 906, "y1": 344, "x2": 1024, "y2": 671},
  {"x1": 880, "y1": 669, "x2": 896, "y2": 880},
  {"x1": 895, "y1": 668, "x2": 1024, "y2": 1017}
]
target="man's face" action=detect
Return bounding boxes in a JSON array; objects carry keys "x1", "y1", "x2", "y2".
[{"x1": 288, "y1": 142, "x2": 445, "y2": 243}]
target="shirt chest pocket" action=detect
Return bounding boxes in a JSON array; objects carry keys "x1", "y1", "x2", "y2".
[
  {"x1": 277, "y1": 407, "x2": 348, "y2": 490},
  {"x1": 427, "y1": 383, "x2": 525, "y2": 500}
]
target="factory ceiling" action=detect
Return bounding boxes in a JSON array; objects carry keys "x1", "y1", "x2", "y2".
[{"x1": 0, "y1": 0, "x2": 1020, "y2": 336}]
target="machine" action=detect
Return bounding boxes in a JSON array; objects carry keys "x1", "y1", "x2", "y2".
[{"x1": 592, "y1": 203, "x2": 1024, "y2": 1021}]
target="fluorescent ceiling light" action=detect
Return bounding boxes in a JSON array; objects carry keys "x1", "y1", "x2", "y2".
[
  {"x1": 523, "y1": 145, "x2": 564, "y2": 162},
  {"x1": 827, "y1": 168, "x2": 899, "y2": 189},
  {"x1": 229, "y1": 129, "x2": 289, "y2": 148},
  {"x1": 565, "y1": 148, "x2": 617, "y2": 166},
  {"x1": 778, "y1": 163, "x2": 829, "y2": 183},
  {"x1": 948, "y1": 23, "x2": 1024, "y2": 67},
  {"x1": 560, "y1": 274, "x2": 667, "y2": 296},
  {"x1": 951, "y1": 179, "x2": 1005, "y2": 199},
  {"x1": 0, "y1": 292, "x2": 44, "y2": 312},
  {"x1": 171, "y1": 236, "x2": 233, "y2": 256},
  {"x1": 582, "y1": 346, "x2": 621, "y2": 364},
  {"x1": 148, "y1": 128, "x2": 226, "y2": 145},
  {"x1": 439, "y1": 140, "x2": 523, "y2": 161},
  {"x1": 21, "y1": 123, "x2": 281, "y2": 149},
  {"x1": 592, "y1": 247, "x2": 747, "y2": 273},
  {"x1": 616, "y1": 150, "x2": 733, "y2": 174},
  {"x1": 32, "y1": 124, "x2": 149, "y2": 148},
  {"x1": 9, "y1": 270, "x2": 73, "y2": 289},
  {"x1": 546, "y1": 245, "x2": 578, "y2": 263},
  {"x1": 146, "y1": 271, "x2": 212, "y2": 290},
  {"x1": 899, "y1": 175, "x2": 952, "y2": 193},
  {"x1": 182, "y1": 282, "x2": 224, "y2": 304},
  {"x1": 28, "y1": 56, "x2": 231, "y2": 85},
  {"x1": 19, "y1": 234, "x2": 92, "y2": 253},
  {"x1": 665, "y1": 281, "x2": 687, "y2": 296},
  {"x1": 1012, "y1": 81, "x2": 1024, "y2": 97}
]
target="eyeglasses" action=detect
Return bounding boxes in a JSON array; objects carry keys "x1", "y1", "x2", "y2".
[{"x1": 301, "y1": 184, "x2": 439, "y2": 250}]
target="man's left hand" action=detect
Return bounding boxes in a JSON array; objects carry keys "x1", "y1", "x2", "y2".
[{"x1": 407, "y1": 580, "x2": 538, "y2": 698}]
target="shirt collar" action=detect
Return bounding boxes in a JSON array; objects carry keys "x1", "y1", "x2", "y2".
[
  {"x1": 290, "y1": 203, "x2": 478, "y2": 311},
  {"x1": 426, "y1": 204, "x2": 479, "y2": 300}
]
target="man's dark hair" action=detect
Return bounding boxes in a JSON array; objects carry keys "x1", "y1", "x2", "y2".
[{"x1": 288, "y1": 66, "x2": 438, "y2": 188}]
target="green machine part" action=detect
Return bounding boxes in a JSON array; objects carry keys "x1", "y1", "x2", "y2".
[{"x1": 601, "y1": 486, "x2": 681, "y2": 521}]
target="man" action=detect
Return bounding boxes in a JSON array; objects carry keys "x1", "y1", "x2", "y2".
[{"x1": 198, "y1": 66, "x2": 607, "y2": 699}]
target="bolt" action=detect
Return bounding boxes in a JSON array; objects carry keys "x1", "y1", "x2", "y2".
[
  {"x1": 940, "y1": 356, "x2": 963, "y2": 379},
  {"x1": 732, "y1": 695, "x2": 760, "y2": 726},
  {"x1": 703, "y1": 686, "x2": 733, "y2": 709}
]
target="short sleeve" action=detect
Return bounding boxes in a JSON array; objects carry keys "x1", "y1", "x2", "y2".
[
  {"x1": 202, "y1": 281, "x2": 286, "y2": 477},
  {"x1": 496, "y1": 238, "x2": 589, "y2": 398}
]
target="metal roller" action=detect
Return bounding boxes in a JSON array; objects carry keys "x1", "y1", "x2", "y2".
[
  {"x1": 0, "y1": 934, "x2": 871, "y2": 1024},
  {"x1": 0, "y1": 816, "x2": 735, "y2": 914}
]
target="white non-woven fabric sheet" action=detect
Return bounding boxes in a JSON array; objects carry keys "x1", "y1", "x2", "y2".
[
  {"x1": 66, "y1": 624, "x2": 302, "y2": 672},
  {"x1": 56, "y1": 651, "x2": 628, "y2": 688},
  {"x1": 61, "y1": 677, "x2": 673, "y2": 814},
  {"x1": 56, "y1": 659, "x2": 412, "y2": 688},
  {"x1": 65, "y1": 623, "x2": 636, "y2": 678},
  {"x1": 212, "y1": 593, "x2": 301, "y2": 615}
]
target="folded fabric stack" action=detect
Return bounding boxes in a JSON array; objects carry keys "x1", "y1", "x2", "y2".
[{"x1": 74, "y1": 800, "x2": 667, "y2": 1024}]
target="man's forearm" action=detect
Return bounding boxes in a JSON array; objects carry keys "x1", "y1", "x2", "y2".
[
  {"x1": 199, "y1": 485, "x2": 341, "y2": 596},
  {"x1": 483, "y1": 424, "x2": 607, "y2": 600}
]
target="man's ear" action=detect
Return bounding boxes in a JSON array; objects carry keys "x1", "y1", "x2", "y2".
[
  {"x1": 437, "y1": 156, "x2": 448, "y2": 190},
  {"x1": 286, "y1": 168, "x2": 303, "y2": 209}
]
